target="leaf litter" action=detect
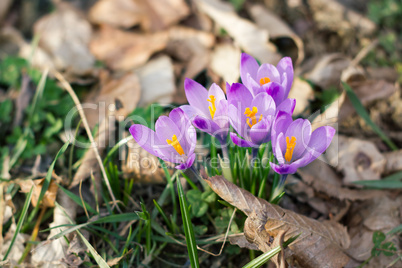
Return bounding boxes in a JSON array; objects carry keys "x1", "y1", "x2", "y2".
[{"x1": 0, "y1": 0, "x2": 401, "y2": 267}]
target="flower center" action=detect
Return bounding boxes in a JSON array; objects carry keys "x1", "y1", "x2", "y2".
[
  {"x1": 166, "y1": 134, "x2": 185, "y2": 155},
  {"x1": 284, "y1": 136, "x2": 296, "y2": 162},
  {"x1": 259, "y1": 77, "x2": 271, "y2": 86},
  {"x1": 207, "y1": 95, "x2": 216, "y2": 119},
  {"x1": 244, "y1": 106, "x2": 263, "y2": 128}
]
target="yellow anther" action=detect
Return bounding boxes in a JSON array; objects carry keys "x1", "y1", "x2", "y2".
[
  {"x1": 259, "y1": 77, "x2": 271, "y2": 86},
  {"x1": 244, "y1": 106, "x2": 262, "y2": 128},
  {"x1": 207, "y1": 95, "x2": 216, "y2": 119},
  {"x1": 166, "y1": 134, "x2": 185, "y2": 155},
  {"x1": 284, "y1": 136, "x2": 297, "y2": 162}
]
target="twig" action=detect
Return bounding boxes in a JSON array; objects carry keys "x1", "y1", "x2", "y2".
[
  {"x1": 351, "y1": 39, "x2": 379, "y2": 66},
  {"x1": 54, "y1": 71, "x2": 122, "y2": 213}
]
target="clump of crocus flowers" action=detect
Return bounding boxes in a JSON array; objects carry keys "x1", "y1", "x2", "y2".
[{"x1": 129, "y1": 53, "x2": 335, "y2": 199}]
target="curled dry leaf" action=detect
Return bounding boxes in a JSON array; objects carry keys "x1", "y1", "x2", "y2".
[
  {"x1": 31, "y1": 2, "x2": 95, "y2": 76},
  {"x1": 195, "y1": 0, "x2": 281, "y2": 64},
  {"x1": 205, "y1": 175, "x2": 350, "y2": 268},
  {"x1": 31, "y1": 189, "x2": 78, "y2": 267},
  {"x1": 248, "y1": 4, "x2": 304, "y2": 65},
  {"x1": 122, "y1": 134, "x2": 167, "y2": 184},
  {"x1": 297, "y1": 160, "x2": 385, "y2": 201},
  {"x1": 90, "y1": 24, "x2": 169, "y2": 71},
  {"x1": 383, "y1": 149, "x2": 402, "y2": 173},
  {"x1": 304, "y1": 54, "x2": 351, "y2": 90},
  {"x1": 0, "y1": 0, "x2": 12, "y2": 24},
  {"x1": 288, "y1": 77, "x2": 314, "y2": 115},
  {"x1": 0, "y1": 223, "x2": 30, "y2": 264},
  {"x1": 306, "y1": 0, "x2": 376, "y2": 36},
  {"x1": 209, "y1": 43, "x2": 241, "y2": 85},
  {"x1": 135, "y1": 55, "x2": 175, "y2": 106},
  {"x1": 89, "y1": 0, "x2": 190, "y2": 32},
  {"x1": 346, "y1": 196, "x2": 401, "y2": 264},
  {"x1": 326, "y1": 135, "x2": 386, "y2": 184},
  {"x1": 18, "y1": 178, "x2": 58, "y2": 208}
]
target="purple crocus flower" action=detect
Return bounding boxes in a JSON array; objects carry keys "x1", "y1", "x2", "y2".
[
  {"x1": 227, "y1": 82, "x2": 276, "y2": 148},
  {"x1": 180, "y1": 78, "x2": 229, "y2": 143},
  {"x1": 270, "y1": 111, "x2": 335, "y2": 174},
  {"x1": 240, "y1": 53, "x2": 294, "y2": 107},
  {"x1": 129, "y1": 108, "x2": 196, "y2": 170}
]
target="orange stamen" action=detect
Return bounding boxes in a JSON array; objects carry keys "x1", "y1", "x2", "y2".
[
  {"x1": 166, "y1": 135, "x2": 185, "y2": 155},
  {"x1": 284, "y1": 136, "x2": 296, "y2": 162},
  {"x1": 259, "y1": 77, "x2": 271, "y2": 86}
]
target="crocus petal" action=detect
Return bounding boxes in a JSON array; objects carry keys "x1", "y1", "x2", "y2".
[
  {"x1": 270, "y1": 162, "x2": 299, "y2": 174},
  {"x1": 246, "y1": 73, "x2": 261, "y2": 96},
  {"x1": 296, "y1": 126, "x2": 336, "y2": 167},
  {"x1": 129, "y1": 124, "x2": 164, "y2": 159},
  {"x1": 213, "y1": 99, "x2": 229, "y2": 131},
  {"x1": 230, "y1": 132, "x2": 257, "y2": 148},
  {"x1": 257, "y1": 64, "x2": 281, "y2": 84},
  {"x1": 169, "y1": 108, "x2": 195, "y2": 152},
  {"x1": 250, "y1": 117, "x2": 272, "y2": 145},
  {"x1": 274, "y1": 132, "x2": 285, "y2": 165},
  {"x1": 227, "y1": 82, "x2": 253, "y2": 108},
  {"x1": 228, "y1": 104, "x2": 249, "y2": 140},
  {"x1": 251, "y1": 92, "x2": 276, "y2": 117},
  {"x1": 193, "y1": 116, "x2": 224, "y2": 139},
  {"x1": 240, "y1": 53, "x2": 259, "y2": 88},
  {"x1": 176, "y1": 153, "x2": 196, "y2": 170},
  {"x1": 262, "y1": 82, "x2": 286, "y2": 107},
  {"x1": 208, "y1": 83, "x2": 226, "y2": 104},
  {"x1": 276, "y1": 98, "x2": 296, "y2": 115},
  {"x1": 155, "y1": 116, "x2": 186, "y2": 159},
  {"x1": 276, "y1": 57, "x2": 294, "y2": 94},
  {"x1": 271, "y1": 111, "x2": 293, "y2": 157},
  {"x1": 284, "y1": 119, "x2": 312, "y2": 160},
  {"x1": 179, "y1": 105, "x2": 202, "y2": 121},
  {"x1": 184, "y1": 78, "x2": 210, "y2": 117}
]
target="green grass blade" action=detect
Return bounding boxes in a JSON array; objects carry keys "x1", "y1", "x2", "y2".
[
  {"x1": 352, "y1": 180, "x2": 402, "y2": 189},
  {"x1": 48, "y1": 213, "x2": 139, "y2": 240},
  {"x1": 342, "y1": 82, "x2": 398, "y2": 151},
  {"x1": 77, "y1": 229, "x2": 110, "y2": 268},
  {"x1": 383, "y1": 171, "x2": 402, "y2": 181},
  {"x1": 387, "y1": 224, "x2": 402, "y2": 236},
  {"x1": 57, "y1": 184, "x2": 98, "y2": 214},
  {"x1": 177, "y1": 180, "x2": 200, "y2": 268},
  {"x1": 26, "y1": 141, "x2": 69, "y2": 225},
  {"x1": 3, "y1": 187, "x2": 33, "y2": 261}
]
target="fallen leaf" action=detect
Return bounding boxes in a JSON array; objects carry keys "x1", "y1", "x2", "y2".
[
  {"x1": 31, "y1": 189, "x2": 78, "y2": 267},
  {"x1": 18, "y1": 178, "x2": 58, "y2": 208},
  {"x1": 122, "y1": 134, "x2": 168, "y2": 184},
  {"x1": 228, "y1": 233, "x2": 259, "y2": 250},
  {"x1": 135, "y1": 55, "x2": 175, "y2": 107},
  {"x1": 383, "y1": 149, "x2": 402, "y2": 174},
  {"x1": 90, "y1": 0, "x2": 189, "y2": 32},
  {"x1": 326, "y1": 135, "x2": 386, "y2": 184},
  {"x1": 209, "y1": 43, "x2": 241, "y2": 85},
  {"x1": 0, "y1": 223, "x2": 30, "y2": 265},
  {"x1": 248, "y1": 4, "x2": 305, "y2": 64},
  {"x1": 107, "y1": 248, "x2": 133, "y2": 266},
  {"x1": 288, "y1": 77, "x2": 314, "y2": 115},
  {"x1": 304, "y1": 54, "x2": 351, "y2": 90},
  {"x1": 306, "y1": 0, "x2": 376, "y2": 36},
  {"x1": 205, "y1": 175, "x2": 350, "y2": 268},
  {"x1": 346, "y1": 196, "x2": 401, "y2": 264},
  {"x1": 195, "y1": 0, "x2": 281, "y2": 64},
  {"x1": 32, "y1": 2, "x2": 95, "y2": 76},
  {"x1": 90, "y1": 24, "x2": 169, "y2": 71},
  {"x1": 0, "y1": 0, "x2": 12, "y2": 24},
  {"x1": 297, "y1": 160, "x2": 385, "y2": 201},
  {"x1": 89, "y1": 0, "x2": 146, "y2": 29}
]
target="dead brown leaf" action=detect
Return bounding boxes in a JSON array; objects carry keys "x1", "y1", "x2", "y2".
[
  {"x1": 90, "y1": 0, "x2": 189, "y2": 32},
  {"x1": 297, "y1": 160, "x2": 385, "y2": 201},
  {"x1": 122, "y1": 134, "x2": 167, "y2": 184},
  {"x1": 107, "y1": 249, "x2": 134, "y2": 266},
  {"x1": 383, "y1": 149, "x2": 402, "y2": 174},
  {"x1": 135, "y1": 55, "x2": 176, "y2": 106},
  {"x1": 90, "y1": 24, "x2": 169, "y2": 71},
  {"x1": 346, "y1": 196, "x2": 401, "y2": 265},
  {"x1": 32, "y1": 2, "x2": 95, "y2": 76},
  {"x1": 248, "y1": 4, "x2": 305, "y2": 65},
  {"x1": 326, "y1": 135, "x2": 386, "y2": 184},
  {"x1": 0, "y1": 0, "x2": 12, "y2": 25},
  {"x1": 18, "y1": 178, "x2": 58, "y2": 208},
  {"x1": 288, "y1": 77, "x2": 314, "y2": 115},
  {"x1": 209, "y1": 43, "x2": 241, "y2": 85},
  {"x1": 205, "y1": 175, "x2": 350, "y2": 268},
  {"x1": 307, "y1": 0, "x2": 376, "y2": 36},
  {"x1": 195, "y1": 0, "x2": 281, "y2": 64}
]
